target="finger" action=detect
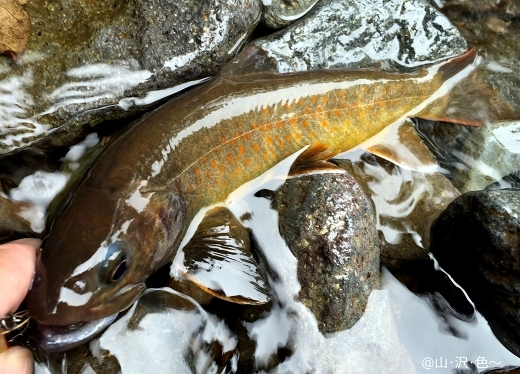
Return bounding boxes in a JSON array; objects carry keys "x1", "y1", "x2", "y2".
[
  {"x1": 0, "y1": 346, "x2": 33, "y2": 374},
  {"x1": 0, "y1": 238, "x2": 41, "y2": 317}
]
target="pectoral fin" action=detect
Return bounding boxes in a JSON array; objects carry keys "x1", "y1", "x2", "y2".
[
  {"x1": 364, "y1": 120, "x2": 438, "y2": 172},
  {"x1": 289, "y1": 143, "x2": 345, "y2": 177},
  {"x1": 179, "y1": 207, "x2": 270, "y2": 305}
]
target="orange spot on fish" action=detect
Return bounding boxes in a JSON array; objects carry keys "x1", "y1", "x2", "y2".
[
  {"x1": 237, "y1": 120, "x2": 243, "y2": 126},
  {"x1": 295, "y1": 133, "x2": 301, "y2": 140},
  {"x1": 254, "y1": 164, "x2": 260, "y2": 171},
  {"x1": 227, "y1": 154, "x2": 232, "y2": 164},
  {"x1": 309, "y1": 132, "x2": 316, "y2": 138},
  {"x1": 253, "y1": 123, "x2": 258, "y2": 130},
  {"x1": 211, "y1": 159, "x2": 217, "y2": 169},
  {"x1": 231, "y1": 139, "x2": 236, "y2": 146},
  {"x1": 263, "y1": 107, "x2": 269, "y2": 115},
  {"x1": 303, "y1": 119, "x2": 309, "y2": 127},
  {"x1": 284, "y1": 103, "x2": 290, "y2": 110},
  {"x1": 253, "y1": 143, "x2": 260, "y2": 152},
  {"x1": 245, "y1": 158, "x2": 251, "y2": 166},
  {"x1": 305, "y1": 108, "x2": 311, "y2": 115},
  {"x1": 290, "y1": 117, "x2": 297, "y2": 125},
  {"x1": 352, "y1": 102, "x2": 358, "y2": 107},
  {"x1": 186, "y1": 186, "x2": 191, "y2": 193},
  {"x1": 297, "y1": 99, "x2": 302, "y2": 105},
  {"x1": 277, "y1": 120, "x2": 283, "y2": 128},
  {"x1": 195, "y1": 167, "x2": 201, "y2": 175},
  {"x1": 215, "y1": 146, "x2": 221, "y2": 154},
  {"x1": 279, "y1": 141, "x2": 284, "y2": 148},
  {"x1": 266, "y1": 136, "x2": 273, "y2": 145},
  {"x1": 267, "y1": 123, "x2": 274, "y2": 131},
  {"x1": 235, "y1": 167, "x2": 242, "y2": 175},
  {"x1": 263, "y1": 153, "x2": 269, "y2": 160},
  {"x1": 285, "y1": 134, "x2": 291, "y2": 141},
  {"x1": 221, "y1": 137, "x2": 226, "y2": 145},
  {"x1": 201, "y1": 156, "x2": 206, "y2": 163},
  {"x1": 317, "y1": 107, "x2": 323, "y2": 113},
  {"x1": 321, "y1": 120, "x2": 328, "y2": 127},
  {"x1": 334, "y1": 109, "x2": 341, "y2": 116},
  {"x1": 246, "y1": 132, "x2": 252, "y2": 140},
  {"x1": 322, "y1": 97, "x2": 328, "y2": 103},
  {"x1": 338, "y1": 91, "x2": 344, "y2": 98},
  {"x1": 219, "y1": 165, "x2": 225, "y2": 173},
  {"x1": 311, "y1": 96, "x2": 317, "y2": 103},
  {"x1": 206, "y1": 171, "x2": 211, "y2": 178},
  {"x1": 239, "y1": 145, "x2": 245, "y2": 154}
]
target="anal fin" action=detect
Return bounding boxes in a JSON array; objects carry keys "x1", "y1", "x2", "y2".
[
  {"x1": 177, "y1": 207, "x2": 270, "y2": 305},
  {"x1": 364, "y1": 120, "x2": 438, "y2": 172}
]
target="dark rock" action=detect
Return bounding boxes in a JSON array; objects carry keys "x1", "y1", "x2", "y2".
[
  {"x1": 336, "y1": 156, "x2": 459, "y2": 269},
  {"x1": 433, "y1": 0, "x2": 520, "y2": 17},
  {"x1": 262, "y1": 0, "x2": 320, "y2": 29},
  {"x1": 254, "y1": 0, "x2": 467, "y2": 73},
  {"x1": 271, "y1": 171, "x2": 380, "y2": 333},
  {"x1": 0, "y1": 0, "x2": 261, "y2": 153},
  {"x1": 430, "y1": 189, "x2": 520, "y2": 358}
]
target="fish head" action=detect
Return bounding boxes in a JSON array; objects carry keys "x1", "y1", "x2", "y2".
[{"x1": 26, "y1": 184, "x2": 186, "y2": 350}]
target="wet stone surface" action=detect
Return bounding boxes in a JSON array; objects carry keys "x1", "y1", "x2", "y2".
[
  {"x1": 0, "y1": 0, "x2": 261, "y2": 153},
  {"x1": 254, "y1": 0, "x2": 467, "y2": 73},
  {"x1": 272, "y1": 171, "x2": 380, "y2": 333},
  {"x1": 431, "y1": 189, "x2": 520, "y2": 358}
]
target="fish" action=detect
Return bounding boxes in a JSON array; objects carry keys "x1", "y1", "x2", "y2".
[{"x1": 26, "y1": 46, "x2": 516, "y2": 351}]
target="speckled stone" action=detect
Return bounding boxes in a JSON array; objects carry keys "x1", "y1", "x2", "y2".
[
  {"x1": 272, "y1": 171, "x2": 380, "y2": 333},
  {"x1": 0, "y1": 0, "x2": 261, "y2": 153},
  {"x1": 431, "y1": 189, "x2": 520, "y2": 358},
  {"x1": 254, "y1": 0, "x2": 467, "y2": 73},
  {"x1": 262, "y1": 0, "x2": 320, "y2": 29}
]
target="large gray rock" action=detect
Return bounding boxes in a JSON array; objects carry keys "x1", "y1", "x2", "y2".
[
  {"x1": 430, "y1": 189, "x2": 520, "y2": 358},
  {"x1": 272, "y1": 171, "x2": 380, "y2": 333},
  {"x1": 0, "y1": 0, "x2": 261, "y2": 153},
  {"x1": 254, "y1": 0, "x2": 467, "y2": 73}
]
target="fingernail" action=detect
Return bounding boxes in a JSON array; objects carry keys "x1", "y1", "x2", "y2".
[{"x1": 0, "y1": 346, "x2": 33, "y2": 374}]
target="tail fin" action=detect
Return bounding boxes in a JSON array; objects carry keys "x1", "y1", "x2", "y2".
[{"x1": 418, "y1": 47, "x2": 517, "y2": 126}]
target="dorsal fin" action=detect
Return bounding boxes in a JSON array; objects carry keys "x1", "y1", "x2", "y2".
[{"x1": 177, "y1": 206, "x2": 270, "y2": 305}]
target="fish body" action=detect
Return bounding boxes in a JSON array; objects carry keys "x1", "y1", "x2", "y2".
[{"x1": 26, "y1": 48, "x2": 515, "y2": 350}]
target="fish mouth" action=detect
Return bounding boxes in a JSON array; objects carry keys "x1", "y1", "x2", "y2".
[{"x1": 37, "y1": 313, "x2": 118, "y2": 352}]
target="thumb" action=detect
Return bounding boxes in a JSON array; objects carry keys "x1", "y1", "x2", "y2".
[{"x1": 0, "y1": 346, "x2": 33, "y2": 374}]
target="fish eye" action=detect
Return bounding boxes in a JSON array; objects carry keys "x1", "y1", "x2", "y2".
[{"x1": 100, "y1": 241, "x2": 129, "y2": 284}]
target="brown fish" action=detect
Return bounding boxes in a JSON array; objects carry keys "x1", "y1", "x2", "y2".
[{"x1": 26, "y1": 47, "x2": 515, "y2": 351}]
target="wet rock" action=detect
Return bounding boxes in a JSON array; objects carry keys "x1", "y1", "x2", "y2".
[
  {"x1": 430, "y1": 189, "x2": 520, "y2": 358},
  {"x1": 253, "y1": 0, "x2": 467, "y2": 73},
  {"x1": 262, "y1": 0, "x2": 320, "y2": 29},
  {"x1": 271, "y1": 171, "x2": 380, "y2": 333},
  {"x1": 416, "y1": 120, "x2": 520, "y2": 193},
  {"x1": 436, "y1": 3, "x2": 520, "y2": 115},
  {"x1": 336, "y1": 156, "x2": 460, "y2": 268},
  {"x1": 0, "y1": 0, "x2": 261, "y2": 153},
  {"x1": 453, "y1": 121, "x2": 520, "y2": 192}
]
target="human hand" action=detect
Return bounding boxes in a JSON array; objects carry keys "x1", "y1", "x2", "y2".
[{"x1": 0, "y1": 238, "x2": 40, "y2": 374}]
